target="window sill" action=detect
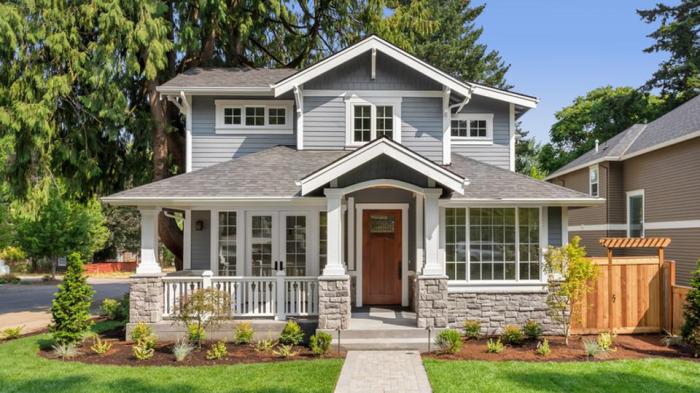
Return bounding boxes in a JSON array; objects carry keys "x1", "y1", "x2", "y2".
[
  {"x1": 447, "y1": 282, "x2": 547, "y2": 293},
  {"x1": 451, "y1": 138, "x2": 493, "y2": 145},
  {"x1": 215, "y1": 128, "x2": 293, "y2": 135}
]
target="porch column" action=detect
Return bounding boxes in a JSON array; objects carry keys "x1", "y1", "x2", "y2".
[
  {"x1": 416, "y1": 190, "x2": 448, "y2": 328},
  {"x1": 322, "y1": 189, "x2": 346, "y2": 276},
  {"x1": 319, "y1": 189, "x2": 351, "y2": 330},
  {"x1": 422, "y1": 190, "x2": 442, "y2": 276},
  {"x1": 136, "y1": 207, "x2": 162, "y2": 275}
]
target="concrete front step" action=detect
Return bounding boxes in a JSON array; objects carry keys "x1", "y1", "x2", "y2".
[
  {"x1": 318, "y1": 328, "x2": 447, "y2": 351},
  {"x1": 319, "y1": 328, "x2": 445, "y2": 339}
]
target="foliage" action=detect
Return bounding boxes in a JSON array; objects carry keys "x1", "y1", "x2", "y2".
[
  {"x1": 90, "y1": 336, "x2": 112, "y2": 356},
  {"x1": 205, "y1": 341, "x2": 228, "y2": 360},
  {"x1": 523, "y1": 320, "x2": 543, "y2": 340},
  {"x1": 435, "y1": 329, "x2": 463, "y2": 354},
  {"x1": 0, "y1": 273, "x2": 20, "y2": 284},
  {"x1": 172, "y1": 339, "x2": 194, "y2": 362},
  {"x1": 1, "y1": 326, "x2": 22, "y2": 340},
  {"x1": 94, "y1": 207, "x2": 141, "y2": 261},
  {"x1": 279, "y1": 321, "x2": 304, "y2": 346},
  {"x1": 463, "y1": 320, "x2": 481, "y2": 340},
  {"x1": 99, "y1": 294, "x2": 129, "y2": 322},
  {"x1": 597, "y1": 332, "x2": 617, "y2": 352},
  {"x1": 544, "y1": 236, "x2": 599, "y2": 345},
  {"x1": 15, "y1": 183, "x2": 109, "y2": 277},
  {"x1": 535, "y1": 339, "x2": 551, "y2": 357},
  {"x1": 132, "y1": 340, "x2": 155, "y2": 361},
  {"x1": 486, "y1": 339, "x2": 504, "y2": 354},
  {"x1": 273, "y1": 344, "x2": 299, "y2": 359},
  {"x1": 583, "y1": 339, "x2": 604, "y2": 358},
  {"x1": 310, "y1": 332, "x2": 333, "y2": 357},
  {"x1": 254, "y1": 338, "x2": 277, "y2": 353},
  {"x1": 638, "y1": 0, "x2": 700, "y2": 103},
  {"x1": 682, "y1": 261, "x2": 700, "y2": 355},
  {"x1": 515, "y1": 126, "x2": 546, "y2": 178},
  {"x1": 49, "y1": 253, "x2": 94, "y2": 345},
  {"x1": 501, "y1": 325, "x2": 524, "y2": 345},
  {"x1": 130, "y1": 322, "x2": 157, "y2": 351},
  {"x1": 233, "y1": 322, "x2": 254, "y2": 345},
  {"x1": 176, "y1": 288, "x2": 231, "y2": 347},
  {"x1": 0, "y1": 246, "x2": 27, "y2": 273},
  {"x1": 52, "y1": 343, "x2": 80, "y2": 359}
]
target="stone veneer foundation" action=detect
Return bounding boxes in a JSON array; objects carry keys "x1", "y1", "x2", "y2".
[
  {"x1": 447, "y1": 291, "x2": 563, "y2": 335},
  {"x1": 318, "y1": 276, "x2": 351, "y2": 330},
  {"x1": 415, "y1": 276, "x2": 449, "y2": 328},
  {"x1": 126, "y1": 274, "x2": 164, "y2": 335}
]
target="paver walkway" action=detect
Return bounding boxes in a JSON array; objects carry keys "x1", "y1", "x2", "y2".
[{"x1": 334, "y1": 351, "x2": 432, "y2": 393}]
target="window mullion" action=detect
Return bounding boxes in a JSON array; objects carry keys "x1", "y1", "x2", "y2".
[
  {"x1": 465, "y1": 208, "x2": 470, "y2": 283},
  {"x1": 515, "y1": 207, "x2": 520, "y2": 282},
  {"x1": 370, "y1": 104, "x2": 377, "y2": 140}
]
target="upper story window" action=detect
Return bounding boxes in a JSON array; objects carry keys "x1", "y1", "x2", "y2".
[
  {"x1": 589, "y1": 165, "x2": 599, "y2": 197},
  {"x1": 450, "y1": 113, "x2": 494, "y2": 144},
  {"x1": 215, "y1": 100, "x2": 293, "y2": 134},
  {"x1": 345, "y1": 97, "x2": 402, "y2": 146}
]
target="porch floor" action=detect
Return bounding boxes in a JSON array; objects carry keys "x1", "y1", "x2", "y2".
[{"x1": 349, "y1": 307, "x2": 417, "y2": 330}]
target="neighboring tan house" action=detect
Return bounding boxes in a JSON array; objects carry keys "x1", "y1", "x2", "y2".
[
  {"x1": 104, "y1": 36, "x2": 600, "y2": 341},
  {"x1": 547, "y1": 95, "x2": 700, "y2": 285}
]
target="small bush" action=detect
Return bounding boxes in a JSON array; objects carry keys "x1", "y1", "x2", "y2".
[
  {"x1": 685, "y1": 326, "x2": 700, "y2": 357},
  {"x1": 501, "y1": 325, "x2": 524, "y2": 345},
  {"x1": 310, "y1": 332, "x2": 333, "y2": 357},
  {"x1": 273, "y1": 344, "x2": 299, "y2": 358},
  {"x1": 463, "y1": 320, "x2": 481, "y2": 339},
  {"x1": 187, "y1": 323, "x2": 206, "y2": 346},
  {"x1": 130, "y1": 322, "x2": 156, "y2": 350},
  {"x1": 100, "y1": 298, "x2": 121, "y2": 320},
  {"x1": 172, "y1": 339, "x2": 194, "y2": 362},
  {"x1": 233, "y1": 322, "x2": 254, "y2": 345},
  {"x1": 2, "y1": 326, "x2": 23, "y2": 340},
  {"x1": 52, "y1": 343, "x2": 80, "y2": 359},
  {"x1": 486, "y1": 338, "x2": 504, "y2": 354},
  {"x1": 597, "y1": 331, "x2": 616, "y2": 352},
  {"x1": 661, "y1": 333, "x2": 684, "y2": 348},
  {"x1": 176, "y1": 288, "x2": 231, "y2": 347},
  {"x1": 583, "y1": 339, "x2": 603, "y2": 358},
  {"x1": 90, "y1": 336, "x2": 113, "y2": 355},
  {"x1": 279, "y1": 320, "x2": 304, "y2": 345},
  {"x1": 132, "y1": 340, "x2": 155, "y2": 360},
  {"x1": 523, "y1": 320, "x2": 543, "y2": 340},
  {"x1": 206, "y1": 341, "x2": 228, "y2": 360},
  {"x1": 535, "y1": 339, "x2": 551, "y2": 357},
  {"x1": 435, "y1": 329, "x2": 463, "y2": 354},
  {"x1": 254, "y1": 338, "x2": 277, "y2": 353},
  {"x1": 0, "y1": 273, "x2": 20, "y2": 284}
]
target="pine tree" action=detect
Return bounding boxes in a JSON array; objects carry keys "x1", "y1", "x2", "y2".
[
  {"x1": 681, "y1": 261, "x2": 700, "y2": 354},
  {"x1": 50, "y1": 253, "x2": 95, "y2": 345}
]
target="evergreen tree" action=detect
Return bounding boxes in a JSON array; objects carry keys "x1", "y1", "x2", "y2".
[
  {"x1": 681, "y1": 261, "x2": 700, "y2": 355},
  {"x1": 50, "y1": 252, "x2": 95, "y2": 345}
]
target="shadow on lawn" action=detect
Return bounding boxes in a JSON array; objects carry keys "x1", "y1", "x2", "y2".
[{"x1": 504, "y1": 369, "x2": 700, "y2": 393}]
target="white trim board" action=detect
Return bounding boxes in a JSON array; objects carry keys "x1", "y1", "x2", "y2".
[{"x1": 568, "y1": 224, "x2": 628, "y2": 232}]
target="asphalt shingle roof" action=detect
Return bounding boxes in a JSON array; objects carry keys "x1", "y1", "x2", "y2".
[
  {"x1": 106, "y1": 146, "x2": 592, "y2": 201},
  {"x1": 158, "y1": 67, "x2": 298, "y2": 90}
]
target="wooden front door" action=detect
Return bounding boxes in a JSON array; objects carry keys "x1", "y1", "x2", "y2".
[{"x1": 362, "y1": 209, "x2": 402, "y2": 305}]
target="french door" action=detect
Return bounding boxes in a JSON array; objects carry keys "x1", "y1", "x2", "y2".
[{"x1": 246, "y1": 211, "x2": 311, "y2": 277}]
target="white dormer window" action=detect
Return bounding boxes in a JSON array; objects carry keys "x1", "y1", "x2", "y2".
[
  {"x1": 215, "y1": 100, "x2": 293, "y2": 134},
  {"x1": 345, "y1": 97, "x2": 402, "y2": 146},
  {"x1": 589, "y1": 165, "x2": 599, "y2": 197},
  {"x1": 450, "y1": 113, "x2": 494, "y2": 144}
]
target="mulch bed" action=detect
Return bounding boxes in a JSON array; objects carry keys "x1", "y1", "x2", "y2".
[{"x1": 426, "y1": 334, "x2": 698, "y2": 362}]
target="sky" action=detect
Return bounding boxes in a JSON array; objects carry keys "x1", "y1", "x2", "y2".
[{"x1": 472, "y1": 0, "x2": 670, "y2": 143}]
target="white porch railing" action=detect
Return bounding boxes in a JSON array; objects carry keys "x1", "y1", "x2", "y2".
[{"x1": 161, "y1": 273, "x2": 319, "y2": 319}]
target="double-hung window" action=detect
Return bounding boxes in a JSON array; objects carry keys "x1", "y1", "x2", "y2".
[
  {"x1": 215, "y1": 100, "x2": 293, "y2": 134},
  {"x1": 346, "y1": 98, "x2": 401, "y2": 146},
  {"x1": 589, "y1": 165, "x2": 599, "y2": 197},
  {"x1": 450, "y1": 113, "x2": 494, "y2": 143}
]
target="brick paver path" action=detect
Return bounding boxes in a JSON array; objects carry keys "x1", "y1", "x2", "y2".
[{"x1": 334, "y1": 351, "x2": 432, "y2": 393}]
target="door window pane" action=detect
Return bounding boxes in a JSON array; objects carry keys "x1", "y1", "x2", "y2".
[
  {"x1": 285, "y1": 216, "x2": 306, "y2": 276},
  {"x1": 628, "y1": 195, "x2": 644, "y2": 237},
  {"x1": 218, "y1": 212, "x2": 237, "y2": 276},
  {"x1": 251, "y1": 215, "x2": 273, "y2": 276},
  {"x1": 353, "y1": 105, "x2": 371, "y2": 142}
]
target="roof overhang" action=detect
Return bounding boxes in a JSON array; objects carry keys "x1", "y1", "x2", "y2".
[
  {"x1": 297, "y1": 138, "x2": 468, "y2": 196},
  {"x1": 441, "y1": 197, "x2": 605, "y2": 207},
  {"x1": 156, "y1": 86, "x2": 274, "y2": 96},
  {"x1": 545, "y1": 156, "x2": 619, "y2": 180}
]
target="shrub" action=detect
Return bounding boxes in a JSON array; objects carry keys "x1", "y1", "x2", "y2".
[
  {"x1": 463, "y1": 320, "x2": 481, "y2": 339},
  {"x1": 100, "y1": 298, "x2": 121, "y2": 320},
  {"x1": 501, "y1": 325, "x2": 524, "y2": 345},
  {"x1": 206, "y1": 341, "x2": 228, "y2": 360},
  {"x1": 172, "y1": 339, "x2": 194, "y2": 362},
  {"x1": 523, "y1": 320, "x2": 543, "y2": 340},
  {"x1": 279, "y1": 320, "x2": 304, "y2": 345},
  {"x1": 661, "y1": 333, "x2": 684, "y2": 348},
  {"x1": 535, "y1": 339, "x2": 551, "y2": 357},
  {"x1": 273, "y1": 344, "x2": 299, "y2": 358},
  {"x1": 486, "y1": 339, "x2": 504, "y2": 354},
  {"x1": 685, "y1": 326, "x2": 700, "y2": 357},
  {"x1": 187, "y1": 323, "x2": 206, "y2": 346},
  {"x1": 597, "y1": 331, "x2": 616, "y2": 352},
  {"x1": 0, "y1": 273, "x2": 20, "y2": 284},
  {"x1": 90, "y1": 336, "x2": 113, "y2": 355},
  {"x1": 0, "y1": 246, "x2": 28, "y2": 273},
  {"x1": 132, "y1": 340, "x2": 155, "y2": 360},
  {"x1": 176, "y1": 288, "x2": 231, "y2": 348},
  {"x1": 682, "y1": 261, "x2": 700, "y2": 356},
  {"x1": 130, "y1": 322, "x2": 156, "y2": 350},
  {"x1": 1, "y1": 326, "x2": 23, "y2": 340},
  {"x1": 254, "y1": 338, "x2": 277, "y2": 353},
  {"x1": 49, "y1": 253, "x2": 95, "y2": 345},
  {"x1": 233, "y1": 322, "x2": 254, "y2": 345},
  {"x1": 52, "y1": 343, "x2": 80, "y2": 359},
  {"x1": 310, "y1": 331, "x2": 333, "y2": 357},
  {"x1": 435, "y1": 329, "x2": 462, "y2": 354},
  {"x1": 583, "y1": 339, "x2": 603, "y2": 358}
]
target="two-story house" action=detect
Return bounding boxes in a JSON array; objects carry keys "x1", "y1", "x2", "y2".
[{"x1": 104, "y1": 36, "x2": 601, "y2": 339}]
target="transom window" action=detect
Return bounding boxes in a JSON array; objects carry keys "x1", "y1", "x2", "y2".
[
  {"x1": 445, "y1": 207, "x2": 541, "y2": 282},
  {"x1": 224, "y1": 107, "x2": 241, "y2": 125},
  {"x1": 268, "y1": 108, "x2": 286, "y2": 125},
  {"x1": 589, "y1": 165, "x2": 599, "y2": 197},
  {"x1": 215, "y1": 100, "x2": 293, "y2": 134},
  {"x1": 451, "y1": 120, "x2": 468, "y2": 137},
  {"x1": 245, "y1": 107, "x2": 265, "y2": 126},
  {"x1": 450, "y1": 113, "x2": 493, "y2": 142},
  {"x1": 346, "y1": 98, "x2": 401, "y2": 145},
  {"x1": 469, "y1": 120, "x2": 487, "y2": 137}
]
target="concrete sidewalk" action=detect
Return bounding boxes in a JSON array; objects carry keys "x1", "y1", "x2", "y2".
[{"x1": 334, "y1": 351, "x2": 432, "y2": 393}]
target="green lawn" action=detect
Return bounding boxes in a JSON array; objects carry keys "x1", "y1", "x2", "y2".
[
  {"x1": 0, "y1": 325, "x2": 342, "y2": 393},
  {"x1": 424, "y1": 358, "x2": 700, "y2": 393}
]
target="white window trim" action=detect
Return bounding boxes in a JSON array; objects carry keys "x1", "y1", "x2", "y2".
[
  {"x1": 589, "y1": 165, "x2": 599, "y2": 197},
  {"x1": 449, "y1": 113, "x2": 494, "y2": 144},
  {"x1": 344, "y1": 96, "x2": 402, "y2": 147},
  {"x1": 215, "y1": 100, "x2": 293, "y2": 134},
  {"x1": 626, "y1": 189, "x2": 645, "y2": 238}
]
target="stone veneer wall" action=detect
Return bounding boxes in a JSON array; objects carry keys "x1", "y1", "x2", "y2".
[
  {"x1": 318, "y1": 277, "x2": 351, "y2": 329},
  {"x1": 415, "y1": 276, "x2": 448, "y2": 328},
  {"x1": 128, "y1": 275, "x2": 164, "y2": 325},
  {"x1": 448, "y1": 291, "x2": 563, "y2": 335}
]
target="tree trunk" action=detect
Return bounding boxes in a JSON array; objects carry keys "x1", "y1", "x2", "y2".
[{"x1": 51, "y1": 255, "x2": 57, "y2": 279}]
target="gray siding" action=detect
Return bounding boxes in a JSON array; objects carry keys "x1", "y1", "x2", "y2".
[
  {"x1": 190, "y1": 210, "x2": 211, "y2": 270},
  {"x1": 303, "y1": 96, "x2": 345, "y2": 150},
  {"x1": 402, "y1": 97, "x2": 443, "y2": 161},
  {"x1": 191, "y1": 96, "x2": 296, "y2": 171},
  {"x1": 451, "y1": 96, "x2": 511, "y2": 169},
  {"x1": 547, "y1": 207, "x2": 562, "y2": 247}
]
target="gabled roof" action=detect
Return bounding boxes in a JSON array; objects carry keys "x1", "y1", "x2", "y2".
[
  {"x1": 546, "y1": 95, "x2": 700, "y2": 180},
  {"x1": 273, "y1": 35, "x2": 538, "y2": 108},
  {"x1": 157, "y1": 67, "x2": 297, "y2": 94},
  {"x1": 297, "y1": 138, "x2": 467, "y2": 195}
]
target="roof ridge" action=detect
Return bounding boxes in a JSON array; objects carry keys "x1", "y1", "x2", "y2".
[{"x1": 619, "y1": 123, "x2": 648, "y2": 156}]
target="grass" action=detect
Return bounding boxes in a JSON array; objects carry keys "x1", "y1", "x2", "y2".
[
  {"x1": 424, "y1": 358, "x2": 700, "y2": 393},
  {"x1": 0, "y1": 321, "x2": 343, "y2": 393}
]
